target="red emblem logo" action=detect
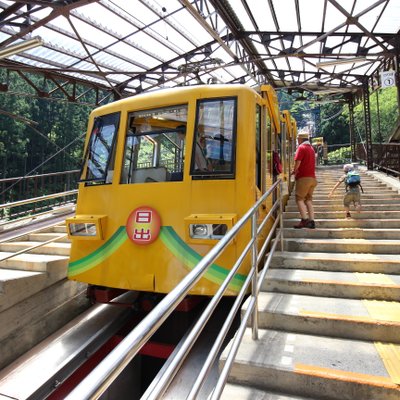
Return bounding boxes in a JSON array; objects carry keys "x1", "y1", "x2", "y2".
[{"x1": 126, "y1": 206, "x2": 161, "y2": 245}]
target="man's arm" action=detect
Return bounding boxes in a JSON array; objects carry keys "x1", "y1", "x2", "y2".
[{"x1": 291, "y1": 159, "x2": 301, "y2": 176}]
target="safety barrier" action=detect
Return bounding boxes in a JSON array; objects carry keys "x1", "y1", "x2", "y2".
[{"x1": 0, "y1": 189, "x2": 77, "y2": 224}]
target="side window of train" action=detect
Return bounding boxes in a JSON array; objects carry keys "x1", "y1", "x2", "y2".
[
  {"x1": 256, "y1": 104, "x2": 262, "y2": 190},
  {"x1": 121, "y1": 104, "x2": 188, "y2": 184},
  {"x1": 191, "y1": 97, "x2": 237, "y2": 179},
  {"x1": 82, "y1": 112, "x2": 120, "y2": 185},
  {"x1": 266, "y1": 113, "x2": 273, "y2": 178}
]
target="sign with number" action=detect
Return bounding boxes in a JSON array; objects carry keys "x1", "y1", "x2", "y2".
[
  {"x1": 126, "y1": 206, "x2": 161, "y2": 245},
  {"x1": 380, "y1": 71, "x2": 396, "y2": 88}
]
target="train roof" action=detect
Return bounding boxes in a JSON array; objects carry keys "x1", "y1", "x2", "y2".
[{"x1": 90, "y1": 84, "x2": 270, "y2": 114}]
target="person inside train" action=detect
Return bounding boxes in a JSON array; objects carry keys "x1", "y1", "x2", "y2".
[{"x1": 194, "y1": 125, "x2": 213, "y2": 172}]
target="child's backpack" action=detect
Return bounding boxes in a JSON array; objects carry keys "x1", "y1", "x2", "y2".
[{"x1": 345, "y1": 170, "x2": 363, "y2": 191}]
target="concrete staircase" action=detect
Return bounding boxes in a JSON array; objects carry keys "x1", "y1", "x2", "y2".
[
  {"x1": 0, "y1": 221, "x2": 90, "y2": 370},
  {"x1": 220, "y1": 166, "x2": 400, "y2": 400}
]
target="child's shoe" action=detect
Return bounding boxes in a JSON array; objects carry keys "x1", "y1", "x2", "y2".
[
  {"x1": 294, "y1": 219, "x2": 309, "y2": 229},
  {"x1": 306, "y1": 219, "x2": 315, "y2": 229}
]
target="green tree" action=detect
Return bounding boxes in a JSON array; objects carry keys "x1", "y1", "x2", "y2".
[
  {"x1": 0, "y1": 70, "x2": 95, "y2": 178},
  {"x1": 319, "y1": 103, "x2": 349, "y2": 146}
]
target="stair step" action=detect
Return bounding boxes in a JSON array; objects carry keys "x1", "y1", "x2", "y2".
[
  {"x1": 0, "y1": 279, "x2": 87, "y2": 344},
  {"x1": 283, "y1": 210, "x2": 400, "y2": 219},
  {"x1": 283, "y1": 218, "x2": 400, "y2": 228},
  {"x1": 221, "y1": 384, "x2": 316, "y2": 400},
  {"x1": 270, "y1": 251, "x2": 400, "y2": 274},
  {"x1": 315, "y1": 193, "x2": 395, "y2": 198},
  {"x1": 287, "y1": 198, "x2": 400, "y2": 205},
  {"x1": 0, "y1": 252, "x2": 69, "y2": 272},
  {"x1": 27, "y1": 232, "x2": 70, "y2": 243},
  {"x1": 282, "y1": 227, "x2": 400, "y2": 239},
  {"x1": 286, "y1": 204, "x2": 400, "y2": 211},
  {"x1": 0, "y1": 269, "x2": 46, "y2": 312},
  {"x1": 314, "y1": 188, "x2": 395, "y2": 194},
  {"x1": 283, "y1": 237, "x2": 400, "y2": 254},
  {"x1": 48, "y1": 225, "x2": 68, "y2": 234},
  {"x1": 0, "y1": 241, "x2": 70, "y2": 256},
  {"x1": 245, "y1": 292, "x2": 400, "y2": 343},
  {"x1": 0, "y1": 257, "x2": 68, "y2": 311},
  {"x1": 221, "y1": 328, "x2": 400, "y2": 400},
  {"x1": 263, "y1": 268, "x2": 400, "y2": 300}
]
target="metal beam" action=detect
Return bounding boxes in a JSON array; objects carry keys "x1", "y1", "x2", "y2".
[{"x1": 363, "y1": 82, "x2": 373, "y2": 169}]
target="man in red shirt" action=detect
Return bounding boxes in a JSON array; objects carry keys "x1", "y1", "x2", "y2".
[{"x1": 291, "y1": 132, "x2": 317, "y2": 229}]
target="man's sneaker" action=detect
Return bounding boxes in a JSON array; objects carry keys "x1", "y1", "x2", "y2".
[
  {"x1": 306, "y1": 219, "x2": 315, "y2": 229},
  {"x1": 294, "y1": 219, "x2": 309, "y2": 229}
]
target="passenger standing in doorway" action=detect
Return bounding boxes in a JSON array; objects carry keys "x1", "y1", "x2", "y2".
[{"x1": 292, "y1": 132, "x2": 317, "y2": 229}]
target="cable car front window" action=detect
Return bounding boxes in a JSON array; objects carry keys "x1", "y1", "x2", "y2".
[
  {"x1": 121, "y1": 104, "x2": 188, "y2": 184},
  {"x1": 192, "y1": 98, "x2": 236, "y2": 179},
  {"x1": 81, "y1": 112, "x2": 120, "y2": 185}
]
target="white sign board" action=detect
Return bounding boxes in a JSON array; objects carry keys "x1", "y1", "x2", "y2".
[{"x1": 380, "y1": 71, "x2": 396, "y2": 88}]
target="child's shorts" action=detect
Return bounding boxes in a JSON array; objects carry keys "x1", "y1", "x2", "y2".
[{"x1": 343, "y1": 191, "x2": 361, "y2": 207}]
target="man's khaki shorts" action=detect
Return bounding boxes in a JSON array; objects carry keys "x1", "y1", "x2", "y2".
[{"x1": 295, "y1": 177, "x2": 318, "y2": 201}]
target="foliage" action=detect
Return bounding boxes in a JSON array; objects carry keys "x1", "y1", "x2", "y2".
[
  {"x1": 352, "y1": 87, "x2": 398, "y2": 143},
  {"x1": 0, "y1": 70, "x2": 95, "y2": 179},
  {"x1": 285, "y1": 87, "x2": 398, "y2": 148},
  {"x1": 326, "y1": 146, "x2": 352, "y2": 164},
  {"x1": 319, "y1": 103, "x2": 349, "y2": 146}
]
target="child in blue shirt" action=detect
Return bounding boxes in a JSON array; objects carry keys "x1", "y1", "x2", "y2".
[{"x1": 328, "y1": 164, "x2": 363, "y2": 218}]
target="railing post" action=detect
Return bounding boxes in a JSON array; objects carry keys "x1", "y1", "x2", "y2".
[
  {"x1": 251, "y1": 212, "x2": 258, "y2": 340},
  {"x1": 363, "y1": 82, "x2": 373, "y2": 170},
  {"x1": 348, "y1": 98, "x2": 357, "y2": 162},
  {"x1": 279, "y1": 181, "x2": 284, "y2": 251}
]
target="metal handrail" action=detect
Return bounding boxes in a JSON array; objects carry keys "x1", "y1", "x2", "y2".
[
  {"x1": 0, "y1": 189, "x2": 77, "y2": 210},
  {"x1": 65, "y1": 179, "x2": 284, "y2": 400},
  {"x1": 0, "y1": 233, "x2": 68, "y2": 263},
  {"x1": 0, "y1": 203, "x2": 75, "y2": 229},
  {"x1": 0, "y1": 170, "x2": 79, "y2": 184},
  {"x1": 373, "y1": 163, "x2": 400, "y2": 178}
]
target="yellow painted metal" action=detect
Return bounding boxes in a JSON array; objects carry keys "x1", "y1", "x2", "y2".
[
  {"x1": 66, "y1": 214, "x2": 107, "y2": 240},
  {"x1": 282, "y1": 110, "x2": 292, "y2": 138},
  {"x1": 68, "y1": 84, "x2": 282, "y2": 295},
  {"x1": 261, "y1": 85, "x2": 281, "y2": 134},
  {"x1": 313, "y1": 136, "x2": 324, "y2": 145}
]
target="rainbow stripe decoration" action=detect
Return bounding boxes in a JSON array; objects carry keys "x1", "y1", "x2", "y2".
[{"x1": 68, "y1": 226, "x2": 246, "y2": 292}]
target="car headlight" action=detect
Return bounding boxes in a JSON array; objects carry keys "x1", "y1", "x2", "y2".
[
  {"x1": 69, "y1": 222, "x2": 97, "y2": 236},
  {"x1": 185, "y1": 214, "x2": 236, "y2": 243},
  {"x1": 191, "y1": 224, "x2": 209, "y2": 237},
  {"x1": 189, "y1": 223, "x2": 227, "y2": 239},
  {"x1": 66, "y1": 215, "x2": 106, "y2": 240}
]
